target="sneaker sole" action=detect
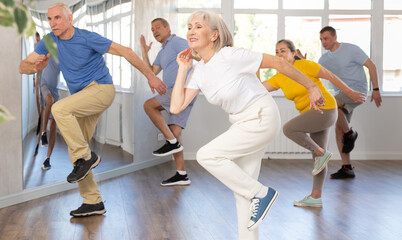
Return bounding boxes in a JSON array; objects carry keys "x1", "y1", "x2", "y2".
[
  {"x1": 152, "y1": 145, "x2": 184, "y2": 157},
  {"x1": 160, "y1": 179, "x2": 191, "y2": 187},
  {"x1": 41, "y1": 143, "x2": 48, "y2": 147},
  {"x1": 41, "y1": 165, "x2": 51, "y2": 170},
  {"x1": 70, "y1": 209, "x2": 106, "y2": 217},
  {"x1": 68, "y1": 155, "x2": 101, "y2": 184},
  {"x1": 330, "y1": 174, "x2": 355, "y2": 179},
  {"x1": 247, "y1": 191, "x2": 278, "y2": 231},
  {"x1": 312, "y1": 152, "x2": 332, "y2": 176},
  {"x1": 293, "y1": 202, "x2": 322, "y2": 208}
]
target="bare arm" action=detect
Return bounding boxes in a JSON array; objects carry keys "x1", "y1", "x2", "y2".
[
  {"x1": 260, "y1": 54, "x2": 325, "y2": 112},
  {"x1": 19, "y1": 52, "x2": 50, "y2": 75},
  {"x1": 316, "y1": 67, "x2": 366, "y2": 103},
  {"x1": 171, "y1": 49, "x2": 200, "y2": 114},
  {"x1": 363, "y1": 58, "x2": 382, "y2": 107},
  {"x1": 107, "y1": 41, "x2": 167, "y2": 95},
  {"x1": 262, "y1": 81, "x2": 278, "y2": 92},
  {"x1": 140, "y1": 35, "x2": 162, "y2": 75}
]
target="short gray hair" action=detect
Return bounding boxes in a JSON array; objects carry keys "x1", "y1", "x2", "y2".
[
  {"x1": 188, "y1": 11, "x2": 233, "y2": 54},
  {"x1": 48, "y1": 2, "x2": 72, "y2": 19}
]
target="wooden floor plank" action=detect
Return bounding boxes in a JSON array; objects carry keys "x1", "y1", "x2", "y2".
[{"x1": 1, "y1": 159, "x2": 402, "y2": 240}]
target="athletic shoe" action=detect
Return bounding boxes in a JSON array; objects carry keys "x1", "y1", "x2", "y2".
[
  {"x1": 36, "y1": 116, "x2": 41, "y2": 135},
  {"x1": 70, "y1": 202, "x2": 106, "y2": 217},
  {"x1": 342, "y1": 129, "x2": 358, "y2": 153},
  {"x1": 152, "y1": 141, "x2": 184, "y2": 157},
  {"x1": 42, "y1": 158, "x2": 51, "y2": 170},
  {"x1": 34, "y1": 143, "x2": 39, "y2": 157},
  {"x1": 330, "y1": 166, "x2": 355, "y2": 179},
  {"x1": 41, "y1": 132, "x2": 48, "y2": 147},
  {"x1": 312, "y1": 150, "x2": 332, "y2": 176},
  {"x1": 160, "y1": 172, "x2": 191, "y2": 186},
  {"x1": 247, "y1": 187, "x2": 278, "y2": 231},
  {"x1": 294, "y1": 195, "x2": 322, "y2": 208},
  {"x1": 67, "y1": 152, "x2": 101, "y2": 183}
]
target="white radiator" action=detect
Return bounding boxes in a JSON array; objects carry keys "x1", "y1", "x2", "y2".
[{"x1": 265, "y1": 109, "x2": 311, "y2": 155}]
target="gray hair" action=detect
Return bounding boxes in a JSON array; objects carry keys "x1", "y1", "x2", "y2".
[
  {"x1": 188, "y1": 10, "x2": 233, "y2": 55},
  {"x1": 48, "y1": 2, "x2": 72, "y2": 19},
  {"x1": 277, "y1": 39, "x2": 301, "y2": 60}
]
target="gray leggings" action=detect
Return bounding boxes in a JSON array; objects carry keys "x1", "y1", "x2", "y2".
[{"x1": 283, "y1": 108, "x2": 338, "y2": 191}]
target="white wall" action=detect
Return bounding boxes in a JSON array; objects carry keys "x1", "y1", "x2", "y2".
[
  {"x1": 182, "y1": 95, "x2": 402, "y2": 161},
  {"x1": 0, "y1": 26, "x2": 23, "y2": 197}
]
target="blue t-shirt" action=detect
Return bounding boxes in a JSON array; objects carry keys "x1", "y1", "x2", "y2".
[
  {"x1": 35, "y1": 28, "x2": 113, "y2": 94},
  {"x1": 318, "y1": 43, "x2": 369, "y2": 94},
  {"x1": 153, "y1": 34, "x2": 189, "y2": 89},
  {"x1": 40, "y1": 57, "x2": 60, "y2": 99}
]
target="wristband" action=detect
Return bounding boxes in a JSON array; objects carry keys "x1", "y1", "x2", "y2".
[{"x1": 373, "y1": 88, "x2": 379, "y2": 91}]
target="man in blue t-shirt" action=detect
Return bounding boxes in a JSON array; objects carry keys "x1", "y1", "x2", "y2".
[
  {"x1": 140, "y1": 18, "x2": 197, "y2": 187},
  {"x1": 317, "y1": 26, "x2": 382, "y2": 179},
  {"x1": 19, "y1": 3, "x2": 166, "y2": 217}
]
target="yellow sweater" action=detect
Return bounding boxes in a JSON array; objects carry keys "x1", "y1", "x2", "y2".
[{"x1": 267, "y1": 59, "x2": 337, "y2": 113}]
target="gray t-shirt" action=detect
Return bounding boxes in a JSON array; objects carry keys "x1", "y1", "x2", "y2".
[
  {"x1": 318, "y1": 43, "x2": 368, "y2": 94},
  {"x1": 40, "y1": 57, "x2": 60, "y2": 99}
]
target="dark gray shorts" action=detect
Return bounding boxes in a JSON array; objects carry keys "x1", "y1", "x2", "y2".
[
  {"x1": 155, "y1": 88, "x2": 197, "y2": 129},
  {"x1": 40, "y1": 84, "x2": 59, "y2": 119},
  {"x1": 335, "y1": 91, "x2": 362, "y2": 122}
]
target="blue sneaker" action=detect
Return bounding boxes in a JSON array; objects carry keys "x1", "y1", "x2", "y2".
[
  {"x1": 312, "y1": 150, "x2": 332, "y2": 176},
  {"x1": 247, "y1": 187, "x2": 278, "y2": 231},
  {"x1": 293, "y1": 195, "x2": 322, "y2": 208}
]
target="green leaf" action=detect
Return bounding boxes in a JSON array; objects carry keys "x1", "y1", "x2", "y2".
[
  {"x1": 0, "y1": 8, "x2": 13, "y2": 27},
  {"x1": 43, "y1": 35, "x2": 59, "y2": 63},
  {"x1": 24, "y1": 17, "x2": 36, "y2": 37},
  {"x1": 0, "y1": 0, "x2": 15, "y2": 7},
  {"x1": 13, "y1": 6, "x2": 27, "y2": 34},
  {"x1": 0, "y1": 105, "x2": 14, "y2": 123}
]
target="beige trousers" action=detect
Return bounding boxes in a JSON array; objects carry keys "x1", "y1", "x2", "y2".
[
  {"x1": 52, "y1": 81, "x2": 115, "y2": 204},
  {"x1": 196, "y1": 94, "x2": 281, "y2": 240}
]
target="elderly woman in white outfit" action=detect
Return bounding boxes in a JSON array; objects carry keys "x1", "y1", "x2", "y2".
[{"x1": 170, "y1": 11, "x2": 325, "y2": 240}]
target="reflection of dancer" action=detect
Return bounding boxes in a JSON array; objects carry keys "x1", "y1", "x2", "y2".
[
  {"x1": 35, "y1": 57, "x2": 61, "y2": 170},
  {"x1": 171, "y1": 11, "x2": 325, "y2": 239},
  {"x1": 34, "y1": 32, "x2": 42, "y2": 136},
  {"x1": 141, "y1": 18, "x2": 197, "y2": 186},
  {"x1": 19, "y1": 3, "x2": 165, "y2": 217},
  {"x1": 263, "y1": 39, "x2": 365, "y2": 207},
  {"x1": 317, "y1": 26, "x2": 382, "y2": 179}
]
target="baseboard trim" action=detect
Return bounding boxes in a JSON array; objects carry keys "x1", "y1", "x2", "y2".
[{"x1": 0, "y1": 157, "x2": 171, "y2": 209}]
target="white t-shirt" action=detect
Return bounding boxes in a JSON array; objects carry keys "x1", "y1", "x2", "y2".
[{"x1": 186, "y1": 47, "x2": 268, "y2": 114}]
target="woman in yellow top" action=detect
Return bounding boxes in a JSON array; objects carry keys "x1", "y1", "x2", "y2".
[{"x1": 263, "y1": 39, "x2": 366, "y2": 207}]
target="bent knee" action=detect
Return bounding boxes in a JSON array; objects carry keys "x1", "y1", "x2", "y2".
[{"x1": 51, "y1": 101, "x2": 62, "y2": 117}]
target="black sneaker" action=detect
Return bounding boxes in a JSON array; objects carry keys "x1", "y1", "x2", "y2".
[
  {"x1": 67, "y1": 152, "x2": 101, "y2": 183},
  {"x1": 36, "y1": 116, "x2": 41, "y2": 135},
  {"x1": 160, "y1": 172, "x2": 191, "y2": 186},
  {"x1": 41, "y1": 132, "x2": 48, "y2": 147},
  {"x1": 70, "y1": 202, "x2": 106, "y2": 217},
  {"x1": 42, "y1": 158, "x2": 51, "y2": 170},
  {"x1": 342, "y1": 129, "x2": 358, "y2": 153},
  {"x1": 330, "y1": 166, "x2": 355, "y2": 179},
  {"x1": 152, "y1": 141, "x2": 184, "y2": 157},
  {"x1": 34, "y1": 143, "x2": 39, "y2": 157}
]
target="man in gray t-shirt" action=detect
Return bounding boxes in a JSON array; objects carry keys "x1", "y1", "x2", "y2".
[
  {"x1": 318, "y1": 26, "x2": 382, "y2": 179},
  {"x1": 36, "y1": 57, "x2": 60, "y2": 171}
]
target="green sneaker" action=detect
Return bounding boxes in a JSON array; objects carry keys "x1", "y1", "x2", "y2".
[
  {"x1": 312, "y1": 150, "x2": 332, "y2": 176},
  {"x1": 293, "y1": 195, "x2": 322, "y2": 208}
]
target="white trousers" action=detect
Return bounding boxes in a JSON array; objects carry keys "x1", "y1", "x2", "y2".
[{"x1": 197, "y1": 94, "x2": 281, "y2": 240}]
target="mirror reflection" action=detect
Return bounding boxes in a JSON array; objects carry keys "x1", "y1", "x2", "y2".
[{"x1": 22, "y1": 0, "x2": 135, "y2": 189}]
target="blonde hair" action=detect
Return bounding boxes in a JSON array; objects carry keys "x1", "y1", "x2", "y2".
[
  {"x1": 48, "y1": 2, "x2": 72, "y2": 19},
  {"x1": 188, "y1": 11, "x2": 233, "y2": 56}
]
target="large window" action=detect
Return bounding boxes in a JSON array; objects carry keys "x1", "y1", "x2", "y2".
[
  {"x1": 178, "y1": 0, "x2": 402, "y2": 94},
  {"x1": 87, "y1": 0, "x2": 133, "y2": 90}
]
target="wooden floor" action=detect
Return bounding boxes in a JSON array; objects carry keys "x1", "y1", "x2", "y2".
[
  {"x1": 1, "y1": 159, "x2": 402, "y2": 240},
  {"x1": 23, "y1": 131, "x2": 133, "y2": 189}
]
